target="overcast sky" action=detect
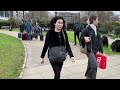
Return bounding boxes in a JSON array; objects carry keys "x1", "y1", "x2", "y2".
[
  {"x1": 114, "y1": 11, "x2": 120, "y2": 15},
  {"x1": 48, "y1": 11, "x2": 120, "y2": 16}
]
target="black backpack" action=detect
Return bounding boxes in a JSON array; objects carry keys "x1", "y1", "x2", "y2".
[{"x1": 74, "y1": 24, "x2": 81, "y2": 32}]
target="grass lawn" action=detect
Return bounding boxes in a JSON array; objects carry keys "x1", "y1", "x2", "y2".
[
  {"x1": 103, "y1": 45, "x2": 120, "y2": 55},
  {"x1": 42, "y1": 30, "x2": 79, "y2": 44},
  {"x1": 42, "y1": 31, "x2": 47, "y2": 36},
  {"x1": 67, "y1": 31, "x2": 120, "y2": 55},
  {"x1": 0, "y1": 28, "x2": 20, "y2": 32},
  {"x1": 43, "y1": 30, "x2": 120, "y2": 55},
  {"x1": 67, "y1": 31, "x2": 79, "y2": 44},
  {"x1": 0, "y1": 33, "x2": 25, "y2": 79},
  {"x1": 11, "y1": 29, "x2": 120, "y2": 55},
  {"x1": 12, "y1": 28, "x2": 20, "y2": 32}
]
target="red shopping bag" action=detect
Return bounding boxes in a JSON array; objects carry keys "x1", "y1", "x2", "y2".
[{"x1": 96, "y1": 53, "x2": 107, "y2": 69}]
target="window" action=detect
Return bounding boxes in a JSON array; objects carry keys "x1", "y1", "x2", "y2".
[
  {"x1": 5, "y1": 11, "x2": 9, "y2": 17},
  {"x1": 0, "y1": 11, "x2": 4, "y2": 17}
]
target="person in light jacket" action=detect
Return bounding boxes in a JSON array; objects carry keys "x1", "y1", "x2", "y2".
[{"x1": 80, "y1": 15, "x2": 103, "y2": 79}]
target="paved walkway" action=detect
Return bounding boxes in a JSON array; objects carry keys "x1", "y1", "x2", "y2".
[{"x1": 1, "y1": 29, "x2": 120, "y2": 79}]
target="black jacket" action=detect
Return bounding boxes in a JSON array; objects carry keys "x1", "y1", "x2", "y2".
[
  {"x1": 41, "y1": 29, "x2": 74, "y2": 58},
  {"x1": 73, "y1": 23, "x2": 81, "y2": 34},
  {"x1": 80, "y1": 25, "x2": 103, "y2": 54}
]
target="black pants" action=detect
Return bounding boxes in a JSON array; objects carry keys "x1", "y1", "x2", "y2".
[
  {"x1": 74, "y1": 32, "x2": 80, "y2": 45},
  {"x1": 26, "y1": 30, "x2": 32, "y2": 40},
  {"x1": 20, "y1": 29, "x2": 24, "y2": 33},
  {"x1": 85, "y1": 52, "x2": 98, "y2": 79},
  {"x1": 50, "y1": 62, "x2": 63, "y2": 79}
]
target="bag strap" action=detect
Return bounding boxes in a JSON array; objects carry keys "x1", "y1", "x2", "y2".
[
  {"x1": 62, "y1": 30, "x2": 66, "y2": 48},
  {"x1": 89, "y1": 29, "x2": 93, "y2": 52},
  {"x1": 58, "y1": 30, "x2": 66, "y2": 48},
  {"x1": 84, "y1": 29, "x2": 93, "y2": 51}
]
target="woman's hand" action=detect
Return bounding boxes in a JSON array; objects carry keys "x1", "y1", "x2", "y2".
[
  {"x1": 70, "y1": 57, "x2": 75, "y2": 63},
  {"x1": 40, "y1": 58, "x2": 44, "y2": 64},
  {"x1": 84, "y1": 37, "x2": 91, "y2": 43},
  {"x1": 99, "y1": 52, "x2": 103, "y2": 55},
  {"x1": 97, "y1": 51, "x2": 103, "y2": 55}
]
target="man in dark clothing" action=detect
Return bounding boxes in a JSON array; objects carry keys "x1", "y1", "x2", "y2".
[
  {"x1": 73, "y1": 22, "x2": 81, "y2": 45},
  {"x1": 19, "y1": 23, "x2": 25, "y2": 33},
  {"x1": 83, "y1": 18, "x2": 89, "y2": 28},
  {"x1": 24, "y1": 21, "x2": 32, "y2": 41},
  {"x1": 9, "y1": 24, "x2": 12, "y2": 31}
]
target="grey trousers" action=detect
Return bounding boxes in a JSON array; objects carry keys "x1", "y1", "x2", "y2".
[{"x1": 85, "y1": 52, "x2": 98, "y2": 79}]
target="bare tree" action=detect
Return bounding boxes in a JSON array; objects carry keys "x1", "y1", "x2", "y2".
[
  {"x1": 81, "y1": 11, "x2": 115, "y2": 22},
  {"x1": 96, "y1": 11, "x2": 114, "y2": 22},
  {"x1": 112, "y1": 16, "x2": 119, "y2": 21},
  {"x1": 82, "y1": 11, "x2": 97, "y2": 17},
  {"x1": 23, "y1": 11, "x2": 25, "y2": 21},
  {"x1": 28, "y1": 11, "x2": 49, "y2": 23}
]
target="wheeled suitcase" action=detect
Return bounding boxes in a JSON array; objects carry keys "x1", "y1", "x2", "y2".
[
  {"x1": 96, "y1": 53, "x2": 107, "y2": 69},
  {"x1": 22, "y1": 32, "x2": 27, "y2": 40},
  {"x1": 18, "y1": 32, "x2": 21, "y2": 38}
]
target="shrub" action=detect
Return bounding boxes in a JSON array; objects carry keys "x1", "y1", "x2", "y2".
[
  {"x1": 8, "y1": 17, "x2": 17, "y2": 28},
  {"x1": 99, "y1": 27, "x2": 108, "y2": 34},
  {"x1": 114, "y1": 26, "x2": 120, "y2": 37},
  {"x1": 67, "y1": 23, "x2": 74, "y2": 30},
  {"x1": 0, "y1": 21, "x2": 10, "y2": 29}
]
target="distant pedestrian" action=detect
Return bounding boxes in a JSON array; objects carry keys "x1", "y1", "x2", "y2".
[
  {"x1": 19, "y1": 22, "x2": 25, "y2": 33},
  {"x1": 34, "y1": 22, "x2": 41, "y2": 40},
  {"x1": 24, "y1": 20, "x2": 32, "y2": 41},
  {"x1": 9, "y1": 24, "x2": 12, "y2": 31},
  {"x1": 83, "y1": 18, "x2": 90, "y2": 28},
  {"x1": 73, "y1": 22, "x2": 81, "y2": 45}
]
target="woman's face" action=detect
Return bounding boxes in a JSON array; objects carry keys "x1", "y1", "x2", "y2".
[
  {"x1": 93, "y1": 17, "x2": 99, "y2": 26},
  {"x1": 86, "y1": 19, "x2": 90, "y2": 24},
  {"x1": 54, "y1": 19, "x2": 63, "y2": 30}
]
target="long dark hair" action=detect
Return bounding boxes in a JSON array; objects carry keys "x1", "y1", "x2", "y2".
[{"x1": 49, "y1": 16, "x2": 66, "y2": 30}]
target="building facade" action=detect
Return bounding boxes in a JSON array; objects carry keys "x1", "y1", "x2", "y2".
[
  {"x1": 13, "y1": 11, "x2": 29, "y2": 21},
  {"x1": 0, "y1": 11, "x2": 29, "y2": 21},
  {"x1": 55, "y1": 12, "x2": 80, "y2": 26},
  {"x1": 0, "y1": 11, "x2": 13, "y2": 20}
]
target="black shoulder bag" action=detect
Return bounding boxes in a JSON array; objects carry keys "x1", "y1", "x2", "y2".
[{"x1": 48, "y1": 30, "x2": 67, "y2": 63}]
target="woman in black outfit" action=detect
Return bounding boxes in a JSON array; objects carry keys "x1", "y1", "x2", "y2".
[{"x1": 40, "y1": 16, "x2": 75, "y2": 79}]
